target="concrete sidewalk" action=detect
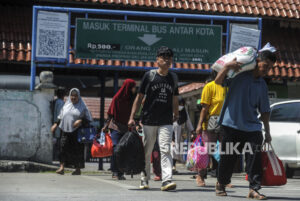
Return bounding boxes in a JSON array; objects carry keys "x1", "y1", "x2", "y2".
[
  {"x1": 0, "y1": 160, "x2": 110, "y2": 173},
  {"x1": 1, "y1": 160, "x2": 300, "y2": 201},
  {"x1": 1, "y1": 171, "x2": 300, "y2": 201}
]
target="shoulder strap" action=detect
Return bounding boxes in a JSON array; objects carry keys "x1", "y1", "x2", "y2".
[
  {"x1": 145, "y1": 70, "x2": 178, "y2": 93},
  {"x1": 145, "y1": 69, "x2": 157, "y2": 94},
  {"x1": 149, "y1": 69, "x2": 157, "y2": 81}
]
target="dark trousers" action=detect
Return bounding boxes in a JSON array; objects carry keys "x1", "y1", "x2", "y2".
[
  {"x1": 60, "y1": 130, "x2": 85, "y2": 169},
  {"x1": 53, "y1": 137, "x2": 61, "y2": 161},
  {"x1": 217, "y1": 126, "x2": 263, "y2": 190},
  {"x1": 110, "y1": 129, "x2": 124, "y2": 176}
]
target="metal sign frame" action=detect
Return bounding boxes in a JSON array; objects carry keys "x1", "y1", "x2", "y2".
[{"x1": 30, "y1": 5, "x2": 262, "y2": 90}]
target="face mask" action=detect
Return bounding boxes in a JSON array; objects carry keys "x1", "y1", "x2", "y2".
[{"x1": 179, "y1": 106, "x2": 184, "y2": 110}]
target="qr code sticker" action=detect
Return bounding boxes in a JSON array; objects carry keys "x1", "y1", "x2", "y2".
[{"x1": 38, "y1": 29, "x2": 65, "y2": 57}]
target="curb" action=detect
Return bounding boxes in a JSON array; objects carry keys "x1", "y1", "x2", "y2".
[
  {"x1": 0, "y1": 160, "x2": 112, "y2": 173},
  {"x1": 0, "y1": 160, "x2": 63, "y2": 172}
]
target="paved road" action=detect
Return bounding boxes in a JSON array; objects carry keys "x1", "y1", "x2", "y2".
[{"x1": 1, "y1": 169, "x2": 300, "y2": 201}]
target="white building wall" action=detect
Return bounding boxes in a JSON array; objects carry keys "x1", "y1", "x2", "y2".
[{"x1": 0, "y1": 89, "x2": 53, "y2": 163}]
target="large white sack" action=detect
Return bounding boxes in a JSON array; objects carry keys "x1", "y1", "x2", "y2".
[{"x1": 211, "y1": 46, "x2": 257, "y2": 78}]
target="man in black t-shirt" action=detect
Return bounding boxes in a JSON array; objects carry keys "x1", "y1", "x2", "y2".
[{"x1": 128, "y1": 46, "x2": 179, "y2": 191}]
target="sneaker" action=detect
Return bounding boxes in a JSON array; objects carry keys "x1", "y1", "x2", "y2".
[
  {"x1": 139, "y1": 180, "x2": 149, "y2": 190},
  {"x1": 161, "y1": 181, "x2": 176, "y2": 191}
]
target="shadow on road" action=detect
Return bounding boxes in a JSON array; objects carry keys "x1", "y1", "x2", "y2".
[
  {"x1": 128, "y1": 188, "x2": 216, "y2": 192},
  {"x1": 128, "y1": 188, "x2": 164, "y2": 192},
  {"x1": 267, "y1": 197, "x2": 300, "y2": 200},
  {"x1": 229, "y1": 195, "x2": 300, "y2": 200},
  {"x1": 174, "y1": 188, "x2": 216, "y2": 192}
]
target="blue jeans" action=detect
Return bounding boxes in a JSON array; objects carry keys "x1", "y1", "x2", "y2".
[{"x1": 110, "y1": 129, "x2": 124, "y2": 176}]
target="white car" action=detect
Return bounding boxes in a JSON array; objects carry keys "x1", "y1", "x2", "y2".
[{"x1": 269, "y1": 100, "x2": 300, "y2": 178}]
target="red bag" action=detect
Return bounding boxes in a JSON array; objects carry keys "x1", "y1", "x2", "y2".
[
  {"x1": 91, "y1": 132, "x2": 113, "y2": 158},
  {"x1": 261, "y1": 143, "x2": 287, "y2": 186}
]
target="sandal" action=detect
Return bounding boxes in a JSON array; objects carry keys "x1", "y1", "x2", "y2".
[
  {"x1": 215, "y1": 182, "x2": 227, "y2": 196},
  {"x1": 56, "y1": 169, "x2": 64, "y2": 175},
  {"x1": 196, "y1": 175, "x2": 205, "y2": 187},
  {"x1": 247, "y1": 189, "x2": 267, "y2": 200}
]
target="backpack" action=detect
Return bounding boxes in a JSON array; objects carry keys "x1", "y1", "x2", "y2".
[
  {"x1": 145, "y1": 69, "x2": 178, "y2": 94},
  {"x1": 114, "y1": 130, "x2": 145, "y2": 176}
]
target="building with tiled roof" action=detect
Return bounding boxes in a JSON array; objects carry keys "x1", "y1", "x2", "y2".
[
  {"x1": 58, "y1": 0, "x2": 300, "y2": 19},
  {"x1": 1, "y1": 0, "x2": 300, "y2": 107},
  {"x1": 1, "y1": 1, "x2": 300, "y2": 82}
]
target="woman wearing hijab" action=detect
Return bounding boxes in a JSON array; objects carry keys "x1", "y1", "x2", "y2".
[
  {"x1": 104, "y1": 79, "x2": 136, "y2": 180},
  {"x1": 51, "y1": 88, "x2": 93, "y2": 175}
]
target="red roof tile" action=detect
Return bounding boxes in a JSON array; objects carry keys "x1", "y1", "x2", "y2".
[
  {"x1": 179, "y1": 82, "x2": 205, "y2": 94},
  {"x1": 288, "y1": 67, "x2": 294, "y2": 78},
  {"x1": 51, "y1": 0, "x2": 300, "y2": 19}
]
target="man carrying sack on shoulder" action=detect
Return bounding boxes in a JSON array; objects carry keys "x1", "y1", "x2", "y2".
[{"x1": 214, "y1": 44, "x2": 276, "y2": 200}]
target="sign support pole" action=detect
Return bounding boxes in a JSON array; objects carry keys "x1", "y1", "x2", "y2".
[
  {"x1": 258, "y1": 18, "x2": 262, "y2": 50},
  {"x1": 30, "y1": 7, "x2": 38, "y2": 91},
  {"x1": 100, "y1": 73, "x2": 106, "y2": 129},
  {"x1": 98, "y1": 72, "x2": 106, "y2": 170}
]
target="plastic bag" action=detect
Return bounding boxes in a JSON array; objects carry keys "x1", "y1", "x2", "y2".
[
  {"x1": 213, "y1": 140, "x2": 220, "y2": 162},
  {"x1": 97, "y1": 131, "x2": 106, "y2": 145},
  {"x1": 186, "y1": 136, "x2": 209, "y2": 171},
  {"x1": 115, "y1": 130, "x2": 145, "y2": 175}
]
